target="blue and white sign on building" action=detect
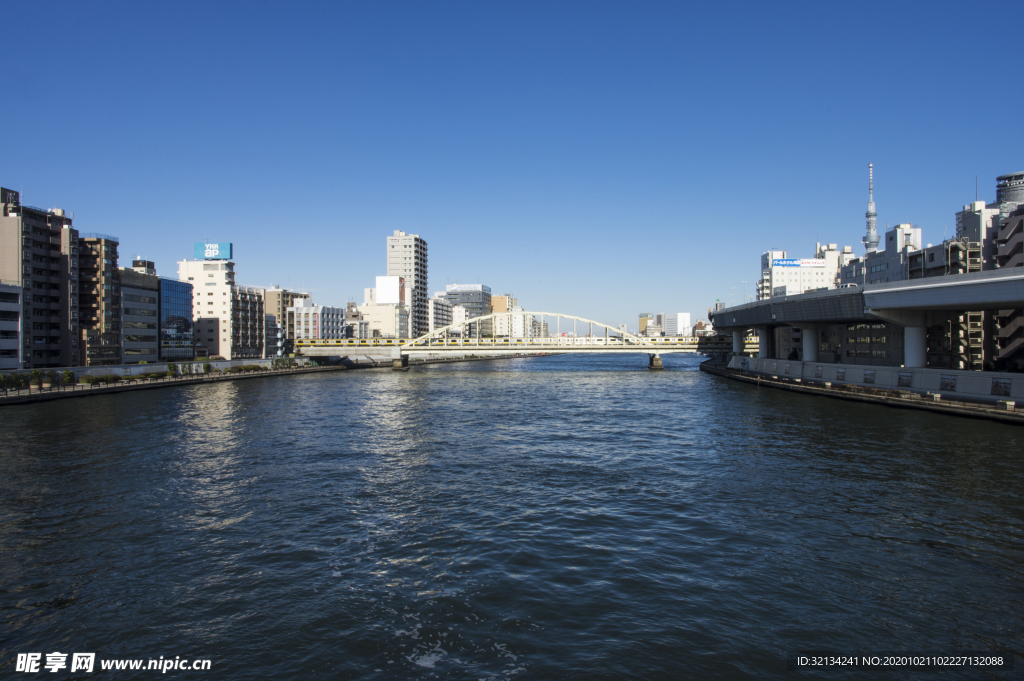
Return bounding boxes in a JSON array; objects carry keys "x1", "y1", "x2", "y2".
[
  {"x1": 772, "y1": 258, "x2": 825, "y2": 268},
  {"x1": 195, "y1": 242, "x2": 233, "y2": 260}
]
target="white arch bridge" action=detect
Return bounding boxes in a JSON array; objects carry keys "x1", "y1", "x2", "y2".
[{"x1": 295, "y1": 311, "x2": 758, "y2": 369}]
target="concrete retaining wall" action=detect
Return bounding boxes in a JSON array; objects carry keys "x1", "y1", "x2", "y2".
[
  {"x1": 4, "y1": 357, "x2": 315, "y2": 381},
  {"x1": 728, "y1": 355, "x2": 1024, "y2": 403}
]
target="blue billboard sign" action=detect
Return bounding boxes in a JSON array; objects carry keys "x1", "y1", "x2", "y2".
[{"x1": 195, "y1": 242, "x2": 233, "y2": 260}]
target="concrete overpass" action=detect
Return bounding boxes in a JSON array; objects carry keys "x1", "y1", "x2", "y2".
[{"x1": 711, "y1": 267, "x2": 1024, "y2": 367}]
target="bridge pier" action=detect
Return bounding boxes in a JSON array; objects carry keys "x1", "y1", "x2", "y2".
[
  {"x1": 732, "y1": 330, "x2": 743, "y2": 355},
  {"x1": 392, "y1": 355, "x2": 409, "y2": 371},
  {"x1": 648, "y1": 354, "x2": 663, "y2": 370}
]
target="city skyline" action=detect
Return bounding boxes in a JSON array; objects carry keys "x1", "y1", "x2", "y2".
[{"x1": 3, "y1": 1, "x2": 1022, "y2": 327}]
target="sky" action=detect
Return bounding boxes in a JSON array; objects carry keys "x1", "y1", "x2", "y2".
[{"x1": 3, "y1": 1, "x2": 1022, "y2": 328}]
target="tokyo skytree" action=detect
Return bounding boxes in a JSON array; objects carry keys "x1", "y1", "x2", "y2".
[{"x1": 862, "y1": 163, "x2": 880, "y2": 253}]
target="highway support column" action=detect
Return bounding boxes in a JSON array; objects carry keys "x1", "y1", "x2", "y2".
[
  {"x1": 753, "y1": 325, "x2": 773, "y2": 359},
  {"x1": 865, "y1": 309, "x2": 929, "y2": 368},
  {"x1": 904, "y1": 326, "x2": 927, "y2": 368},
  {"x1": 732, "y1": 330, "x2": 743, "y2": 355},
  {"x1": 794, "y1": 324, "x2": 819, "y2": 363}
]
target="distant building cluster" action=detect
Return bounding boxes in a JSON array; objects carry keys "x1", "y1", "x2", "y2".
[{"x1": 746, "y1": 167, "x2": 1024, "y2": 371}]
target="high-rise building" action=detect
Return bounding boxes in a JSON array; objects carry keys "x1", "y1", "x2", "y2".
[
  {"x1": 78, "y1": 234, "x2": 122, "y2": 366},
  {"x1": 159, "y1": 278, "x2": 194, "y2": 362},
  {"x1": 120, "y1": 268, "x2": 160, "y2": 364},
  {"x1": 178, "y1": 245, "x2": 263, "y2": 360},
  {"x1": 0, "y1": 188, "x2": 81, "y2": 369},
  {"x1": 121, "y1": 263, "x2": 195, "y2": 364},
  {"x1": 638, "y1": 313, "x2": 653, "y2": 334},
  {"x1": 386, "y1": 230, "x2": 428, "y2": 338}
]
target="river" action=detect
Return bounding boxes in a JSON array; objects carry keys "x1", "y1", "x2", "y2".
[{"x1": 1, "y1": 354, "x2": 1022, "y2": 679}]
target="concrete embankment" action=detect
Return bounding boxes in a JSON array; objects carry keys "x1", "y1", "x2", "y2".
[
  {"x1": 1, "y1": 353, "x2": 555, "y2": 407},
  {"x1": 700, "y1": 360, "x2": 1024, "y2": 426}
]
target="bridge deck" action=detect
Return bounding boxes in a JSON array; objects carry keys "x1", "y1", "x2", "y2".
[{"x1": 297, "y1": 337, "x2": 759, "y2": 356}]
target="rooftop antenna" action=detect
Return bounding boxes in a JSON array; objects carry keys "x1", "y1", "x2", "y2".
[{"x1": 862, "y1": 163, "x2": 880, "y2": 254}]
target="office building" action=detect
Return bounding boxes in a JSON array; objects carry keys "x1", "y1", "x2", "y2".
[
  {"x1": 664, "y1": 313, "x2": 691, "y2": 337},
  {"x1": 178, "y1": 245, "x2": 263, "y2": 360},
  {"x1": 760, "y1": 243, "x2": 856, "y2": 299},
  {"x1": 123, "y1": 261, "x2": 195, "y2": 362},
  {"x1": 288, "y1": 298, "x2": 347, "y2": 340},
  {"x1": 0, "y1": 282, "x2": 23, "y2": 369},
  {"x1": 159, "y1": 278, "x2": 194, "y2": 362},
  {"x1": 263, "y1": 286, "x2": 310, "y2": 355},
  {"x1": 445, "y1": 284, "x2": 492, "y2": 336},
  {"x1": 120, "y1": 268, "x2": 160, "y2": 364},
  {"x1": 0, "y1": 188, "x2": 80, "y2": 369},
  {"x1": 79, "y1": 234, "x2": 122, "y2": 366},
  {"x1": 427, "y1": 294, "x2": 452, "y2": 332},
  {"x1": 386, "y1": 230, "x2": 428, "y2": 337},
  {"x1": 638, "y1": 313, "x2": 653, "y2": 334}
]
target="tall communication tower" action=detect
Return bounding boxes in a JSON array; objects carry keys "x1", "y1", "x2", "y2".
[{"x1": 862, "y1": 163, "x2": 880, "y2": 253}]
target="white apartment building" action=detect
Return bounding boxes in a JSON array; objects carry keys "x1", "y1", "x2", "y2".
[
  {"x1": 386, "y1": 230, "x2": 428, "y2": 338},
  {"x1": 493, "y1": 306, "x2": 529, "y2": 337},
  {"x1": 288, "y1": 298, "x2": 347, "y2": 340},
  {"x1": 839, "y1": 224, "x2": 923, "y2": 285},
  {"x1": 178, "y1": 258, "x2": 264, "y2": 360},
  {"x1": 427, "y1": 294, "x2": 452, "y2": 332},
  {"x1": 664, "y1": 313, "x2": 691, "y2": 337},
  {"x1": 757, "y1": 243, "x2": 856, "y2": 299}
]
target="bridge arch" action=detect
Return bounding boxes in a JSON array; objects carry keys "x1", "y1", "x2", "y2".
[{"x1": 400, "y1": 311, "x2": 653, "y2": 350}]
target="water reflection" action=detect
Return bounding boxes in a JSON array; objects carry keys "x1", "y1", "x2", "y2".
[{"x1": 0, "y1": 356, "x2": 1022, "y2": 679}]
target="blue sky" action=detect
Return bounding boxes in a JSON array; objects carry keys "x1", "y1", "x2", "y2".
[{"x1": 3, "y1": 1, "x2": 1022, "y2": 328}]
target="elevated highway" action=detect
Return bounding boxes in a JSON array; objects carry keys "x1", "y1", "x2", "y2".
[{"x1": 711, "y1": 266, "x2": 1024, "y2": 367}]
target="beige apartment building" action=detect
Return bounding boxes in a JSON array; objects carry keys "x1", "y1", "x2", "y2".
[
  {"x1": 263, "y1": 286, "x2": 309, "y2": 355},
  {"x1": 0, "y1": 188, "x2": 81, "y2": 369},
  {"x1": 178, "y1": 258, "x2": 264, "y2": 360}
]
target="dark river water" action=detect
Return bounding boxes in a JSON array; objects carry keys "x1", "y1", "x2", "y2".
[{"x1": 2, "y1": 354, "x2": 1023, "y2": 680}]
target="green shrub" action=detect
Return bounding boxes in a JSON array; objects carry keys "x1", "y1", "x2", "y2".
[
  {"x1": 61, "y1": 370, "x2": 74, "y2": 385},
  {"x1": 82, "y1": 374, "x2": 122, "y2": 385},
  {"x1": 30, "y1": 369, "x2": 42, "y2": 384},
  {"x1": 203, "y1": 363, "x2": 212, "y2": 374}
]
